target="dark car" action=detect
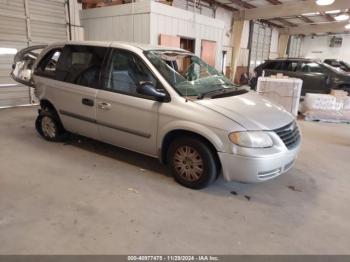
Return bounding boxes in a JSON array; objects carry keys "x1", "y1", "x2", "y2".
[
  {"x1": 251, "y1": 58, "x2": 350, "y2": 95},
  {"x1": 324, "y1": 59, "x2": 350, "y2": 72}
]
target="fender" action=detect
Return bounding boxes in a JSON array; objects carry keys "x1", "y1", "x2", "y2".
[{"x1": 158, "y1": 120, "x2": 228, "y2": 153}]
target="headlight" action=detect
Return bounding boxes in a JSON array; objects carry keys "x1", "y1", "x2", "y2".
[{"x1": 229, "y1": 131, "x2": 273, "y2": 148}]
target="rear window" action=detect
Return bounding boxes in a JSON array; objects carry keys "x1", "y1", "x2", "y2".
[
  {"x1": 71, "y1": 52, "x2": 93, "y2": 65},
  {"x1": 56, "y1": 45, "x2": 108, "y2": 89}
]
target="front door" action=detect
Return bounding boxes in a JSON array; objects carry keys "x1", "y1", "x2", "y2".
[
  {"x1": 296, "y1": 62, "x2": 328, "y2": 95},
  {"x1": 96, "y1": 49, "x2": 160, "y2": 156}
]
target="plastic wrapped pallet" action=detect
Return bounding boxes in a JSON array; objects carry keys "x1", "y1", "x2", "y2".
[
  {"x1": 303, "y1": 94, "x2": 337, "y2": 111},
  {"x1": 256, "y1": 77, "x2": 302, "y2": 116},
  {"x1": 303, "y1": 93, "x2": 350, "y2": 122},
  {"x1": 343, "y1": 97, "x2": 350, "y2": 110}
]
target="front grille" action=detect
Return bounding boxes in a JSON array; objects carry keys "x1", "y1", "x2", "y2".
[{"x1": 274, "y1": 121, "x2": 300, "y2": 150}]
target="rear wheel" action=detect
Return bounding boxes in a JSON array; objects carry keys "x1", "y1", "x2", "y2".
[
  {"x1": 167, "y1": 136, "x2": 218, "y2": 189},
  {"x1": 35, "y1": 108, "x2": 67, "y2": 142}
]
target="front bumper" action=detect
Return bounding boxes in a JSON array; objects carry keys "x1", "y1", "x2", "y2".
[{"x1": 218, "y1": 147, "x2": 299, "y2": 183}]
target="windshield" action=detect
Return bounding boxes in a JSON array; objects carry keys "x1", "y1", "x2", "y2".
[
  {"x1": 340, "y1": 61, "x2": 350, "y2": 71},
  {"x1": 321, "y1": 62, "x2": 343, "y2": 73},
  {"x1": 144, "y1": 50, "x2": 242, "y2": 98},
  {"x1": 323, "y1": 60, "x2": 350, "y2": 73}
]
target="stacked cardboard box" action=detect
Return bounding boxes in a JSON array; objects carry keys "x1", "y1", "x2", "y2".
[{"x1": 256, "y1": 76, "x2": 302, "y2": 116}]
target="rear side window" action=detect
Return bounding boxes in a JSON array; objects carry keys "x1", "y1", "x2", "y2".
[
  {"x1": 56, "y1": 45, "x2": 108, "y2": 88},
  {"x1": 35, "y1": 48, "x2": 62, "y2": 79},
  {"x1": 264, "y1": 61, "x2": 282, "y2": 70},
  {"x1": 282, "y1": 61, "x2": 298, "y2": 72}
]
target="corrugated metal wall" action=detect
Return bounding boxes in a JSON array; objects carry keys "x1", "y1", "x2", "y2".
[
  {"x1": 172, "y1": 0, "x2": 214, "y2": 18},
  {"x1": 0, "y1": 0, "x2": 67, "y2": 108}
]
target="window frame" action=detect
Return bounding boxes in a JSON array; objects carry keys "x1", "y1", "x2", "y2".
[
  {"x1": 299, "y1": 61, "x2": 327, "y2": 74},
  {"x1": 282, "y1": 61, "x2": 298, "y2": 72},
  {"x1": 55, "y1": 44, "x2": 109, "y2": 90},
  {"x1": 100, "y1": 48, "x2": 170, "y2": 102},
  {"x1": 34, "y1": 47, "x2": 63, "y2": 80},
  {"x1": 264, "y1": 61, "x2": 283, "y2": 71}
]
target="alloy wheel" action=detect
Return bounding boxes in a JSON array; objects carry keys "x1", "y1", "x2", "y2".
[
  {"x1": 41, "y1": 116, "x2": 56, "y2": 139},
  {"x1": 173, "y1": 145, "x2": 204, "y2": 182}
]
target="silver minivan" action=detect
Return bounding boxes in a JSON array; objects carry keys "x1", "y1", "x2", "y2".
[{"x1": 11, "y1": 41, "x2": 301, "y2": 189}]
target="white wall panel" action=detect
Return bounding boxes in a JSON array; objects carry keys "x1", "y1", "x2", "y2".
[
  {"x1": 81, "y1": 3, "x2": 150, "y2": 43},
  {"x1": 150, "y1": 2, "x2": 224, "y2": 69},
  {"x1": 30, "y1": 21, "x2": 67, "y2": 43},
  {"x1": 0, "y1": 0, "x2": 25, "y2": 17},
  {"x1": 81, "y1": 1, "x2": 224, "y2": 69},
  {"x1": 301, "y1": 34, "x2": 350, "y2": 62},
  {"x1": 0, "y1": 0, "x2": 68, "y2": 107},
  {"x1": 0, "y1": 16, "x2": 27, "y2": 42},
  {"x1": 28, "y1": 0, "x2": 67, "y2": 43}
]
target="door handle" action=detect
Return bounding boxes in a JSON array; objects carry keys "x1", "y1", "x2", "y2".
[
  {"x1": 98, "y1": 102, "x2": 112, "y2": 110},
  {"x1": 82, "y1": 98, "x2": 94, "y2": 107}
]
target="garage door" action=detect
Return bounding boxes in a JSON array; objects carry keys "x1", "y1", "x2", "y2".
[
  {"x1": 249, "y1": 22, "x2": 272, "y2": 73},
  {"x1": 287, "y1": 35, "x2": 302, "y2": 58},
  {"x1": 0, "y1": 0, "x2": 68, "y2": 108}
]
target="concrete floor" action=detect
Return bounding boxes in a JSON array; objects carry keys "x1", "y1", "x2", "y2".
[{"x1": 0, "y1": 106, "x2": 350, "y2": 254}]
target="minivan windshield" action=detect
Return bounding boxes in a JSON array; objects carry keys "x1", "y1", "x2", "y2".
[{"x1": 144, "y1": 50, "x2": 244, "y2": 99}]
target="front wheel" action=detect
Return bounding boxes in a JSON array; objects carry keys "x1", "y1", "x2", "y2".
[{"x1": 167, "y1": 137, "x2": 219, "y2": 189}]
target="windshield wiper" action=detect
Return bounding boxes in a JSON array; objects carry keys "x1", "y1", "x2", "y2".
[{"x1": 197, "y1": 87, "x2": 237, "y2": 99}]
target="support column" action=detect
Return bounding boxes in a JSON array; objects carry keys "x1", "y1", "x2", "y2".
[
  {"x1": 230, "y1": 19, "x2": 245, "y2": 82},
  {"x1": 278, "y1": 34, "x2": 290, "y2": 58}
]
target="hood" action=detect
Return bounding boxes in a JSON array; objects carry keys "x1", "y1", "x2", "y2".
[{"x1": 194, "y1": 92, "x2": 294, "y2": 130}]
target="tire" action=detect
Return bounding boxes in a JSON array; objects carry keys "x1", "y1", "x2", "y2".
[
  {"x1": 339, "y1": 85, "x2": 350, "y2": 94},
  {"x1": 35, "y1": 108, "x2": 67, "y2": 142},
  {"x1": 167, "y1": 136, "x2": 219, "y2": 189}
]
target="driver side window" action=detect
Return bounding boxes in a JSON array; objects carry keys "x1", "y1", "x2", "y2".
[
  {"x1": 300, "y1": 62, "x2": 325, "y2": 73},
  {"x1": 103, "y1": 49, "x2": 158, "y2": 96}
]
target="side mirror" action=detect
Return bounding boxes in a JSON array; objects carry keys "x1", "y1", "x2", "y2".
[{"x1": 137, "y1": 82, "x2": 167, "y2": 102}]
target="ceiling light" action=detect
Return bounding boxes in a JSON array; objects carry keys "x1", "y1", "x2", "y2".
[
  {"x1": 316, "y1": 0, "x2": 335, "y2": 6},
  {"x1": 302, "y1": 12, "x2": 319, "y2": 16},
  {"x1": 335, "y1": 14, "x2": 350, "y2": 21},
  {"x1": 345, "y1": 23, "x2": 350, "y2": 29},
  {"x1": 325, "y1": 10, "x2": 340, "y2": 14}
]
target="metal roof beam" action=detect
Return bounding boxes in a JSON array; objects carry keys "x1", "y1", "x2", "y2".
[
  {"x1": 280, "y1": 21, "x2": 350, "y2": 35},
  {"x1": 233, "y1": 0, "x2": 350, "y2": 20}
]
